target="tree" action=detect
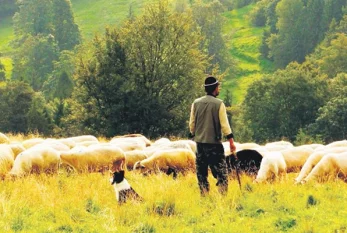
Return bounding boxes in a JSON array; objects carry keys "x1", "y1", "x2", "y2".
[
  {"x1": 0, "y1": 81, "x2": 35, "y2": 133},
  {"x1": 320, "y1": 33, "x2": 347, "y2": 78},
  {"x1": 12, "y1": 34, "x2": 59, "y2": 90},
  {"x1": 69, "y1": 2, "x2": 208, "y2": 137},
  {"x1": 309, "y1": 73, "x2": 347, "y2": 142},
  {"x1": 0, "y1": 60, "x2": 5, "y2": 81},
  {"x1": 121, "y1": 1, "x2": 207, "y2": 137},
  {"x1": 243, "y1": 62, "x2": 328, "y2": 142},
  {"x1": 52, "y1": 0, "x2": 81, "y2": 51},
  {"x1": 192, "y1": 1, "x2": 232, "y2": 73},
  {"x1": 12, "y1": 0, "x2": 53, "y2": 42},
  {"x1": 27, "y1": 92, "x2": 54, "y2": 135}
]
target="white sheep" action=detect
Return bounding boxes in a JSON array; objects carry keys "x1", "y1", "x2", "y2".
[
  {"x1": 124, "y1": 150, "x2": 148, "y2": 170},
  {"x1": 110, "y1": 137, "x2": 146, "y2": 152},
  {"x1": 114, "y1": 134, "x2": 152, "y2": 147},
  {"x1": 301, "y1": 152, "x2": 347, "y2": 183},
  {"x1": 264, "y1": 141, "x2": 294, "y2": 152},
  {"x1": 254, "y1": 151, "x2": 287, "y2": 183},
  {"x1": 143, "y1": 140, "x2": 192, "y2": 157},
  {"x1": 22, "y1": 138, "x2": 45, "y2": 149},
  {"x1": 0, "y1": 144, "x2": 16, "y2": 178},
  {"x1": 133, "y1": 149, "x2": 196, "y2": 178},
  {"x1": 9, "y1": 145, "x2": 61, "y2": 178},
  {"x1": 295, "y1": 147, "x2": 347, "y2": 183},
  {"x1": 60, "y1": 145, "x2": 125, "y2": 173},
  {"x1": 280, "y1": 147, "x2": 314, "y2": 172},
  {"x1": 0, "y1": 132, "x2": 10, "y2": 144},
  {"x1": 67, "y1": 135, "x2": 99, "y2": 143},
  {"x1": 8, "y1": 143, "x2": 26, "y2": 159},
  {"x1": 325, "y1": 140, "x2": 347, "y2": 148}
]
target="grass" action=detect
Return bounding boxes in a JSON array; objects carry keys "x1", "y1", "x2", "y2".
[
  {"x1": 71, "y1": 0, "x2": 153, "y2": 41},
  {"x1": 1, "y1": 171, "x2": 347, "y2": 232},
  {"x1": 1, "y1": 133, "x2": 347, "y2": 232},
  {"x1": 221, "y1": 4, "x2": 275, "y2": 104}
]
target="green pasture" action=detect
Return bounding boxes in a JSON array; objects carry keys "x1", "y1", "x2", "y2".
[
  {"x1": 71, "y1": 0, "x2": 153, "y2": 41},
  {"x1": 222, "y1": 4, "x2": 274, "y2": 104},
  {"x1": 0, "y1": 171, "x2": 346, "y2": 232}
]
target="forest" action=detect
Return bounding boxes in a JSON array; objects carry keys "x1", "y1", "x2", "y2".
[{"x1": 0, "y1": 0, "x2": 347, "y2": 144}]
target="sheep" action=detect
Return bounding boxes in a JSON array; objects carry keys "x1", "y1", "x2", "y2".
[
  {"x1": 37, "y1": 139, "x2": 71, "y2": 152},
  {"x1": 110, "y1": 137, "x2": 146, "y2": 152},
  {"x1": 325, "y1": 140, "x2": 347, "y2": 148},
  {"x1": 114, "y1": 134, "x2": 152, "y2": 147},
  {"x1": 254, "y1": 151, "x2": 287, "y2": 183},
  {"x1": 294, "y1": 147, "x2": 347, "y2": 183},
  {"x1": 9, "y1": 145, "x2": 61, "y2": 178},
  {"x1": 57, "y1": 138, "x2": 76, "y2": 149},
  {"x1": 67, "y1": 135, "x2": 99, "y2": 143},
  {"x1": 133, "y1": 149, "x2": 196, "y2": 178},
  {"x1": 264, "y1": 141, "x2": 294, "y2": 152},
  {"x1": 226, "y1": 149, "x2": 263, "y2": 176},
  {"x1": 301, "y1": 152, "x2": 347, "y2": 183},
  {"x1": 0, "y1": 144, "x2": 16, "y2": 179},
  {"x1": 280, "y1": 147, "x2": 314, "y2": 172},
  {"x1": 8, "y1": 143, "x2": 26, "y2": 159},
  {"x1": 143, "y1": 140, "x2": 192, "y2": 157},
  {"x1": 0, "y1": 132, "x2": 10, "y2": 144},
  {"x1": 22, "y1": 138, "x2": 45, "y2": 149},
  {"x1": 124, "y1": 150, "x2": 148, "y2": 170},
  {"x1": 60, "y1": 145, "x2": 125, "y2": 173}
]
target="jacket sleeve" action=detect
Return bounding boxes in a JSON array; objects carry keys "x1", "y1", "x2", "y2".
[
  {"x1": 219, "y1": 102, "x2": 234, "y2": 139},
  {"x1": 189, "y1": 103, "x2": 195, "y2": 136}
]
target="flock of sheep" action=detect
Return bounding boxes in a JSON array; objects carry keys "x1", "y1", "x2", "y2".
[{"x1": 0, "y1": 131, "x2": 346, "y2": 184}]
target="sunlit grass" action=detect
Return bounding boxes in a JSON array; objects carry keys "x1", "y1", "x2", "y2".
[
  {"x1": 1, "y1": 133, "x2": 347, "y2": 232},
  {"x1": 1, "y1": 169, "x2": 347, "y2": 232},
  {"x1": 221, "y1": 4, "x2": 275, "y2": 104}
]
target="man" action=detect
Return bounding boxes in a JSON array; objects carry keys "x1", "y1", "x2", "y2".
[{"x1": 189, "y1": 76, "x2": 236, "y2": 196}]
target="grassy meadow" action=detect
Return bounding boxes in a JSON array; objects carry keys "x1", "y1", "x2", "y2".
[
  {"x1": 221, "y1": 4, "x2": 274, "y2": 103},
  {"x1": 1, "y1": 134, "x2": 347, "y2": 233}
]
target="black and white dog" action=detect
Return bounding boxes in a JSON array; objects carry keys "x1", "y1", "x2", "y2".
[{"x1": 110, "y1": 170, "x2": 143, "y2": 204}]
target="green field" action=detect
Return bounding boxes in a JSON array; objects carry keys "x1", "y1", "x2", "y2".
[
  {"x1": 221, "y1": 4, "x2": 274, "y2": 104},
  {"x1": 0, "y1": 1, "x2": 273, "y2": 104},
  {"x1": 0, "y1": 171, "x2": 346, "y2": 232}
]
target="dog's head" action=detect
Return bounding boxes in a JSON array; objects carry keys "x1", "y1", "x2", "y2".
[{"x1": 111, "y1": 170, "x2": 125, "y2": 185}]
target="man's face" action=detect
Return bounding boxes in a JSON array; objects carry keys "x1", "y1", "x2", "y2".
[{"x1": 215, "y1": 84, "x2": 220, "y2": 96}]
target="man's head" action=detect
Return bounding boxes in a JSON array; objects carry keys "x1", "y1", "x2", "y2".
[{"x1": 204, "y1": 76, "x2": 220, "y2": 96}]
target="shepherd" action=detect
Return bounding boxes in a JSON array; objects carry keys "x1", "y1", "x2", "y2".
[{"x1": 189, "y1": 76, "x2": 237, "y2": 196}]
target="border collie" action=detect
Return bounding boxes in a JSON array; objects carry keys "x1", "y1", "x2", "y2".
[{"x1": 110, "y1": 170, "x2": 143, "y2": 204}]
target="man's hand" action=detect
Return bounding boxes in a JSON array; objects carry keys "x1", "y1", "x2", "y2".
[{"x1": 229, "y1": 138, "x2": 236, "y2": 154}]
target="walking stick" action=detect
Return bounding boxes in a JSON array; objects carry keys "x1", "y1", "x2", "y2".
[{"x1": 232, "y1": 151, "x2": 242, "y2": 191}]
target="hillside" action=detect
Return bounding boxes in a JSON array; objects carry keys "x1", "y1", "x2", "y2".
[
  {"x1": 0, "y1": 1, "x2": 271, "y2": 103},
  {"x1": 221, "y1": 4, "x2": 274, "y2": 103}
]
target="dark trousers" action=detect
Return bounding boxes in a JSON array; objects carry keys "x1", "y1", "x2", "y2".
[{"x1": 196, "y1": 143, "x2": 228, "y2": 196}]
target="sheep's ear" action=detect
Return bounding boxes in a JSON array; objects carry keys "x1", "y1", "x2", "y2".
[{"x1": 140, "y1": 164, "x2": 146, "y2": 168}]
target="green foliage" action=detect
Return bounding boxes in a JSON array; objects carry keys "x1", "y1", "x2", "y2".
[
  {"x1": 12, "y1": 34, "x2": 59, "y2": 91},
  {"x1": 320, "y1": 33, "x2": 347, "y2": 78},
  {"x1": 52, "y1": 0, "x2": 81, "y2": 51},
  {"x1": 306, "y1": 195, "x2": 318, "y2": 207},
  {"x1": 249, "y1": 2, "x2": 267, "y2": 27},
  {"x1": 0, "y1": 0, "x2": 17, "y2": 18},
  {"x1": 0, "y1": 81, "x2": 35, "y2": 133},
  {"x1": 27, "y1": 92, "x2": 54, "y2": 136},
  {"x1": 308, "y1": 73, "x2": 347, "y2": 142},
  {"x1": 192, "y1": 0, "x2": 233, "y2": 73},
  {"x1": 0, "y1": 59, "x2": 5, "y2": 81},
  {"x1": 243, "y1": 62, "x2": 328, "y2": 143},
  {"x1": 11, "y1": 0, "x2": 80, "y2": 91}
]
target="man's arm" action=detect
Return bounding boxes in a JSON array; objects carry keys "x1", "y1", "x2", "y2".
[
  {"x1": 219, "y1": 102, "x2": 236, "y2": 152},
  {"x1": 188, "y1": 103, "x2": 195, "y2": 138}
]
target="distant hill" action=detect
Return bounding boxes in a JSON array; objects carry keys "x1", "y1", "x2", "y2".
[{"x1": 0, "y1": 1, "x2": 272, "y2": 104}]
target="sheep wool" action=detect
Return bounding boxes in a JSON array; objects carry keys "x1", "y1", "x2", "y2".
[
  {"x1": 9, "y1": 145, "x2": 60, "y2": 177},
  {"x1": 60, "y1": 145, "x2": 125, "y2": 173}
]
